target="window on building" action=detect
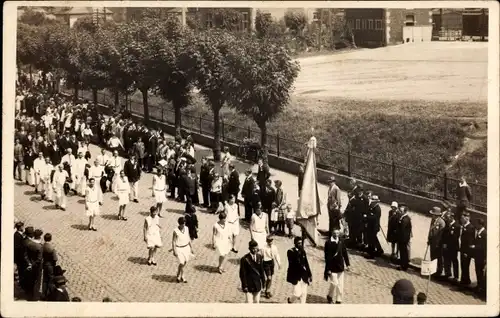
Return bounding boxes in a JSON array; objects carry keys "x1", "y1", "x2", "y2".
[
  {"x1": 375, "y1": 19, "x2": 383, "y2": 30},
  {"x1": 361, "y1": 19, "x2": 367, "y2": 29},
  {"x1": 405, "y1": 14, "x2": 415, "y2": 26},
  {"x1": 368, "y1": 19, "x2": 374, "y2": 29},
  {"x1": 347, "y1": 19, "x2": 354, "y2": 29},
  {"x1": 313, "y1": 11, "x2": 319, "y2": 21},
  {"x1": 206, "y1": 12, "x2": 214, "y2": 28},
  {"x1": 242, "y1": 12, "x2": 249, "y2": 31},
  {"x1": 355, "y1": 19, "x2": 360, "y2": 29}
]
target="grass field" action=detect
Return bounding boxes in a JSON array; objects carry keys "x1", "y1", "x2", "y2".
[{"x1": 79, "y1": 42, "x2": 488, "y2": 209}]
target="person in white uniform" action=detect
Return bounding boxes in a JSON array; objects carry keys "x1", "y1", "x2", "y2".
[
  {"x1": 73, "y1": 152, "x2": 88, "y2": 196},
  {"x1": 144, "y1": 206, "x2": 162, "y2": 266},
  {"x1": 52, "y1": 164, "x2": 69, "y2": 210},
  {"x1": 172, "y1": 217, "x2": 195, "y2": 283},
  {"x1": 220, "y1": 147, "x2": 232, "y2": 177},
  {"x1": 40, "y1": 157, "x2": 54, "y2": 201},
  {"x1": 250, "y1": 204, "x2": 269, "y2": 249},
  {"x1": 224, "y1": 194, "x2": 240, "y2": 253},
  {"x1": 262, "y1": 236, "x2": 281, "y2": 299},
  {"x1": 113, "y1": 170, "x2": 130, "y2": 221},
  {"x1": 152, "y1": 168, "x2": 167, "y2": 217},
  {"x1": 33, "y1": 152, "x2": 45, "y2": 194},
  {"x1": 61, "y1": 148, "x2": 76, "y2": 191},
  {"x1": 88, "y1": 159, "x2": 104, "y2": 205},
  {"x1": 212, "y1": 212, "x2": 232, "y2": 274},
  {"x1": 85, "y1": 178, "x2": 100, "y2": 231}
]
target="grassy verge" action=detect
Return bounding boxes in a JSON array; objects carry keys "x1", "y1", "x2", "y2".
[{"x1": 78, "y1": 88, "x2": 487, "y2": 209}]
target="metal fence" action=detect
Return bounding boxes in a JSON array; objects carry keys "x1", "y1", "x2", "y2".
[{"x1": 71, "y1": 89, "x2": 488, "y2": 212}]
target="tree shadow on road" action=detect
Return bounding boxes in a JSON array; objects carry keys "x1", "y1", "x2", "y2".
[
  {"x1": 306, "y1": 294, "x2": 328, "y2": 304},
  {"x1": 127, "y1": 256, "x2": 149, "y2": 265},
  {"x1": 138, "y1": 211, "x2": 149, "y2": 216},
  {"x1": 110, "y1": 196, "x2": 119, "y2": 201},
  {"x1": 42, "y1": 205, "x2": 60, "y2": 210},
  {"x1": 227, "y1": 258, "x2": 241, "y2": 266},
  {"x1": 168, "y1": 208, "x2": 185, "y2": 215},
  {"x1": 77, "y1": 199, "x2": 86, "y2": 204},
  {"x1": 15, "y1": 181, "x2": 26, "y2": 186},
  {"x1": 71, "y1": 224, "x2": 89, "y2": 231},
  {"x1": 101, "y1": 214, "x2": 119, "y2": 220},
  {"x1": 30, "y1": 196, "x2": 42, "y2": 202},
  {"x1": 204, "y1": 243, "x2": 213, "y2": 250},
  {"x1": 24, "y1": 190, "x2": 37, "y2": 196},
  {"x1": 152, "y1": 274, "x2": 178, "y2": 283},
  {"x1": 194, "y1": 264, "x2": 219, "y2": 273}
]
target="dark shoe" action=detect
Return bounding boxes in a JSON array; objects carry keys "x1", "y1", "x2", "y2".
[
  {"x1": 99, "y1": 202, "x2": 103, "y2": 206},
  {"x1": 118, "y1": 216, "x2": 122, "y2": 220},
  {"x1": 152, "y1": 262, "x2": 157, "y2": 266},
  {"x1": 335, "y1": 301, "x2": 342, "y2": 304},
  {"x1": 231, "y1": 248, "x2": 238, "y2": 254},
  {"x1": 398, "y1": 266, "x2": 408, "y2": 272},
  {"x1": 133, "y1": 199, "x2": 139, "y2": 203},
  {"x1": 122, "y1": 217, "x2": 127, "y2": 221},
  {"x1": 267, "y1": 292, "x2": 272, "y2": 298},
  {"x1": 287, "y1": 297, "x2": 293, "y2": 304},
  {"x1": 92, "y1": 227, "x2": 97, "y2": 231},
  {"x1": 61, "y1": 207, "x2": 66, "y2": 211},
  {"x1": 147, "y1": 260, "x2": 152, "y2": 266},
  {"x1": 326, "y1": 296, "x2": 333, "y2": 304}
]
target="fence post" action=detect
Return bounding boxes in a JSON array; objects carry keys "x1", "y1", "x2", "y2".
[
  {"x1": 198, "y1": 116, "x2": 202, "y2": 134},
  {"x1": 277, "y1": 133, "x2": 280, "y2": 157},
  {"x1": 443, "y1": 173, "x2": 448, "y2": 200},
  {"x1": 391, "y1": 159, "x2": 396, "y2": 188},
  {"x1": 347, "y1": 148, "x2": 351, "y2": 176},
  {"x1": 221, "y1": 119, "x2": 225, "y2": 141},
  {"x1": 247, "y1": 126, "x2": 251, "y2": 138}
]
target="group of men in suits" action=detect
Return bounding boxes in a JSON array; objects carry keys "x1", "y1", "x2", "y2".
[{"x1": 14, "y1": 222, "x2": 69, "y2": 302}]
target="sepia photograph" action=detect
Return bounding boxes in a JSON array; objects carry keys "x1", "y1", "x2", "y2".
[{"x1": 1, "y1": 1, "x2": 498, "y2": 317}]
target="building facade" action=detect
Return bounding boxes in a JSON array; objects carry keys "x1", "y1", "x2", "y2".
[{"x1": 345, "y1": 8, "x2": 433, "y2": 47}]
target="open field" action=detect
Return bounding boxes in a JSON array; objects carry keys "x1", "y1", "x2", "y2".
[{"x1": 77, "y1": 42, "x2": 488, "y2": 210}]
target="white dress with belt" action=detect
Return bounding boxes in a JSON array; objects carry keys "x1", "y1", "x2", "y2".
[
  {"x1": 213, "y1": 222, "x2": 231, "y2": 256},
  {"x1": 153, "y1": 175, "x2": 167, "y2": 203},
  {"x1": 225, "y1": 203, "x2": 240, "y2": 236},
  {"x1": 114, "y1": 176, "x2": 130, "y2": 205},
  {"x1": 145, "y1": 215, "x2": 162, "y2": 248},
  {"x1": 174, "y1": 227, "x2": 192, "y2": 264},
  {"x1": 251, "y1": 213, "x2": 268, "y2": 249},
  {"x1": 85, "y1": 186, "x2": 100, "y2": 217}
]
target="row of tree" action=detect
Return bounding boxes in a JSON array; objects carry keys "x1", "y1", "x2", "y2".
[{"x1": 16, "y1": 8, "x2": 300, "y2": 161}]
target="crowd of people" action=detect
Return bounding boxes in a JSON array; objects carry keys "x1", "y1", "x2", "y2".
[{"x1": 12, "y1": 81, "x2": 486, "y2": 303}]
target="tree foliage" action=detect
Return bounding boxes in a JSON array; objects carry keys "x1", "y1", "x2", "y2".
[
  {"x1": 284, "y1": 10, "x2": 307, "y2": 35},
  {"x1": 255, "y1": 10, "x2": 273, "y2": 38}
]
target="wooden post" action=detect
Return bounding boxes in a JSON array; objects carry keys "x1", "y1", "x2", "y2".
[
  {"x1": 391, "y1": 159, "x2": 396, "y2": 188},
  {"x1": 277, "y1": 133, "x2": 280, "y2": 157},
  {"x1": 199, "y1": 116, "x2": 202, "y2": 134},
  {"x1": 347, "y1": 148, "x2": 352, "y2": 176},
  {"x1": 443, "y1": 173, "x2": 448, "y2": 200}
]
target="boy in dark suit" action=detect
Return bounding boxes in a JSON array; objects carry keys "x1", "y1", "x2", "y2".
[
  {"x1": 286, "y1": 237, "x2": 312, "y2": 304},
  {"x1": 324, "y1": 229, "x2": 350, "y2": 304},
  {"x1": 442, "y1": 212, "x2": 461, "y2": 282},
  {"x1": 227, "y1": 164, "x2": 240, "y2": 198},
  {"x1": 396, "y1": 205, "x2": 412, "y2": 271},
  {"x1": 199, "y1": 157, "x2": 211, "y2": 208},
  {"x1": 241, "y1": 169, "x2": 255, "y2": 222},
  {"x1": 472, "y1": 218, "x2": 486, "y2": 295},
  {"x1": 459, "y1": 211, "x2": 475, "y2": 286},
  {"x1": 239, "y1": 240, "x2": 265, "y2": 303}
]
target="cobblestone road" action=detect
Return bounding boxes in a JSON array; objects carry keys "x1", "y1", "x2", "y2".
[{"x1": 13, "y1": 144, "x2": 484, "y2": 304}]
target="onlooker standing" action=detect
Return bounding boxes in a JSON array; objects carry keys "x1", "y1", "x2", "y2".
[
  {"x1": 442, "y1": 211, "x2": 461, "y2": 282},
  {"x1": 324, "y1": 228, "x2": 350, "y2": 304},
  {"x1": 256, "y1": 158, "x2": 270, "y2": 198},
  {"x1": 472, "y1": 218, "x2": 486, "y2": 295},
  {"x1": 327, "y1": 176, "x2": 342, "y2": 234},
  {"x1": 239, "y1": 240, "x2": 265, "y2": 304},
  {"x1": 133, "y1": 137, "x2": 146, "y2": 171},
  {"x1": 45, "y1": 275, "x2": 70, "y2": 302},
  {"x1": 387, "y1": 201, "x2": 400, "y2": 259},
  {"x1": 286, "y1": 237, "x2": 313, "y2": 304},
  {"x1": 227, "y1": 164, "x2": 240, "y2": 199},
  {"x1": 365, "y1": 195, "x2": 383, "y2": 258},
  {"x1": 396, "y1": 205, "x2": 412, "y2": 271},
  {"x1": 427, "y1": 207, "x2": 446, "y2": 277},
  {"x1": 199, "y1": 157, "x2": 211, "y2": 208},
  {"x1": 14, "y1": 138, "x2": 25, "y2": 181},
  {"x1": 42, "y1": 233, "x2": 58, "y2": 299},
  {"x1": 25, "y1": 228, "x2": 44, "y2": 301},
  {"x1": 124, "y1": 154, "x2": 141, "y2": 203},
  {"x1": 459, "y1": 211, "x2": 475, "y2": 286},
  {"x1": 455, "y1": 176, "x2": 472, "y2": 221},
  {"x1": 241, "y1": 169, "x2": 255, "y2": 222},
  {"x1": 285, "y1": 204, "x2": 296, "y2": 238},
  {"x1": 14, "y1": 222, "x2": 26, "y2": 285}
]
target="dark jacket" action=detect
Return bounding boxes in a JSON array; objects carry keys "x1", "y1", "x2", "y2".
[
  {"x1": 42, "y1": 242, "x2": 58, "y2": 265},
  {"x1": 124, "y1": 159, "x2": 141, "y2": 183},
  {"x1": 460, "y1": 222, "x2": 476, "y2": 254},
  {"x1": 184, "y1": 212, "x2": 199, "y2": 240},
  {"x1": 286, "y1": 247, "x2": 312, "y2": 285},
  {"x1": 241, "y1": 176, "x2": 255, "y2": 200},
  {"x1": 14, "y1": 231, "x2": 25, "y2": 265},
  {"x1": 185, "y1": 175, "x2": 198, "y2": 196},
  {"x1": 261, "y1": 186, "x2": 276, "y2": 211},
  {"x1": 239, "y1": 253, "x2": 265, "y2": 293},
  {"x1": 396, "y1": 214, "x2": 412, "y2": 244},
  {"x1": 473, "y1": 228, "x2": 486, "y2": 260},
  {"x1": 442, "y1": 220, "x2": 461, "y2": 251},
  {"x1": 46, "y1": 286, "x2": 70, "y2": 302},
  {"x1": 387, "y1": 209, "x2": 400, "y2": 243},
  {"x1": 50, "y1": 147, "x2": 62, "y2": 166},
  {"x1": 456, "y1": 184, "x2": 472, "y2": 203},
  {"x1": 324, "y1": 237, "x2": 350, "y2": 278},
  {"x1": 257, "y1": 165, "x2": 270, "y2": 186},
  {"x1": 366, "y1": 202, "x2": 382, "y2": 234},
  {"x1": 227, "y1": 169, "x2": 241, "y2": 195},
  {"x1": 200, "y1": 163, "x2": 211, "y2": 187}
]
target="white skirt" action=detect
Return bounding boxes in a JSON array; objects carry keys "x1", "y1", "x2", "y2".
[
  {"x1": 86, "y1": 202, "x2": 100, "y2": 217},
  {"x1": 146, "y1": 231, "x2": 163, "y2": 248},
  {"x1": 215, "y1": 238, "x2": 231, "y2": 257},
  {"x1": 154, "y1": 189, "x2": 166, "y2": 203},
  {"x1": 252, "y1": 231, "x2": 267, "y2": 249},
  {"x1": 176, "y1": 245, "x2": 193, "y2": 264},
  {"x1": 227, "y1": 220, "x2": 240, "y2": 236},
  {"x1": 117, "y1": 192, "x2": 129, "y2": 205}
]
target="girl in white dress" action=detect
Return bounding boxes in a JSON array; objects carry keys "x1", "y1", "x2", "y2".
[
  {"x1": 172, "y1": 217, "x2": 194, "y2": 283},
  {"x1": 144, "y1": 206, "x2": 162, "y2": 266},
  {"x1": 85, "y1": 178, "x2": 100, "y2": 231},
  {"x1": 250, "y1": 204, "x2": 269, "y2": 249},
  {"x1": 220, "y1": 147, "x2": 232, "y2": 177},
  {"x1": 224, "y1": 194, "x2": 240, "y2": 253},
  {"x1": 114, "y1": 170, "x2": 130, "y2": 221},
  {"x1": 212, "y1": 212, "x2": 232, "y2": 274},
  {"x1": 152, "y1": 168, "x2": 167, "y2": 217}
]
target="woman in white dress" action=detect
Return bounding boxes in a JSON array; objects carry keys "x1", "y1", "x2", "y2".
[
  {"x1": 224, "y1": 194, "x2": 240, "y2": 254},
  {"x1": 220, "y1": 147, "x2": 232, "y2": 177},
  {"x1": 172, "y1": 217, "x2": 194, "y2": 283},
  {"x1": 212, "y1": 212, "x2": 232, "y2": 274},
  {"x1": 143, "y1": 206, "x2": 162, "y2": 266},
  {"x1": 85, "y1": 178, "x2": 100, "y2": 231},
  {"x1": 114, "y1": 170, "x2": 130, "y2": 221},
  {"x1": 152, "y1": 168, "x2": 167, "y2": 217},
  {"x1": 250, "y1": 203, "x2": 269, "y2": 249}
]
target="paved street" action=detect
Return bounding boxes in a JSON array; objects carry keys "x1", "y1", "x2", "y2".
[{"x1": 12, "y1": 142, "x2": 484, "y2": 304}]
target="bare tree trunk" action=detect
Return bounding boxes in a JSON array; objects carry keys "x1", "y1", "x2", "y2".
[
  {"x1": 258, "y1": 121, "x2": 269, "y2": 165},
  {"x1": 141, "y1": 87, "x2": 150, "y2": 123},
  {"x1": 73, "y1": 81, "x2": 79, "y2": 103},
  {"x1": 174, "y1": 107, "x2": 182, "y2": 133},
  {"x1": 114, "y1": 89, "x2": 119, "y2": 109},
  {"x1": 29, "y1": 64, "x2": 33, "y2": 88},
  {"x1": 92, "y1": 88, "x2": 98, "y2": 105},
  {"x1": 212, "y1": 106, "x2": 222, "y2": 162}
]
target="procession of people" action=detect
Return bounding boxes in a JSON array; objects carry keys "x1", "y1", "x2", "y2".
[{"x1": 13, "y1": 82, "x2": 487, "y2": 303}]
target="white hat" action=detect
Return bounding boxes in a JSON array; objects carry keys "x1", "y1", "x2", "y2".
[{"x1": 391, "y1": 201, "x2": 398, "y2": 208}]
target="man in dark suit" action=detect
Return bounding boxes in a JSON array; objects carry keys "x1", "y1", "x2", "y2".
[
  {"x1": 123, "y1": 154, "x2": 141, "y2": 203},
  {"x1": 241, "y1": 169, "x2": 255, "y2": 222},
  {"x1": 459, "y1": 211, "x2": 475, "y2": 286},
  {"x1": 184, "y1": 167, "x2": 198, "y2": 213},
  {"x1": 324, "y1": 229, "x2": 350, "y2": 304},
  {"x1": 427, "y1": 207, "x2": 446, "y2": 278},
  {"x1": 146, "y1": 131, "x2": 158, "y2": 173},
  {"x1": 14, "y1": 222, "x2": 26, "y2": 285},
  {"x1": 42, "y1": 233, "x2": 58, "y2": 300},
  {"x1": 472, "y1": 218, "x2": 486, "y2": 295},
  {"x1": 442, "y1": 212, "x2": 461, "y2": 282},
  {"x1": 326, "y1": 176, "x2": 342, "y2": 235},
  {"x1": 396, "y1": 205, "x2": 412, "y2": 271},
  {"x1": 365, "y1": 195, "x2": 383, "y2": 258},
  {"x1": 349, "y1": 188, "x2": 366, "y2": 248},
  {"x1": 199, "y1": 157, "x2": 211, "y2": 208},
  {"x1": 286, "y1": 237, "x2": 312, "y2": 304},
  {"x1": 49, "y1": 144, "x2": 62, "y2": 167},
  {"x1": 256, "y1": 158, "x2": 270, "y2": 198},
  {"x1": 46, "y1": 275, "x2": 70, "y2": 302},
  {"x1": 227, "y1": 164, "x2": 240, "y2": 198},
  {"x1": 24, "y1": 228, "x2": 44, "y2": 301},
  {"x1": 239, "y1": 240, "x2": 265, "y2": 303},
  {"x1": 455, "y1": 176, "x2": 472, "y2": 221}
]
